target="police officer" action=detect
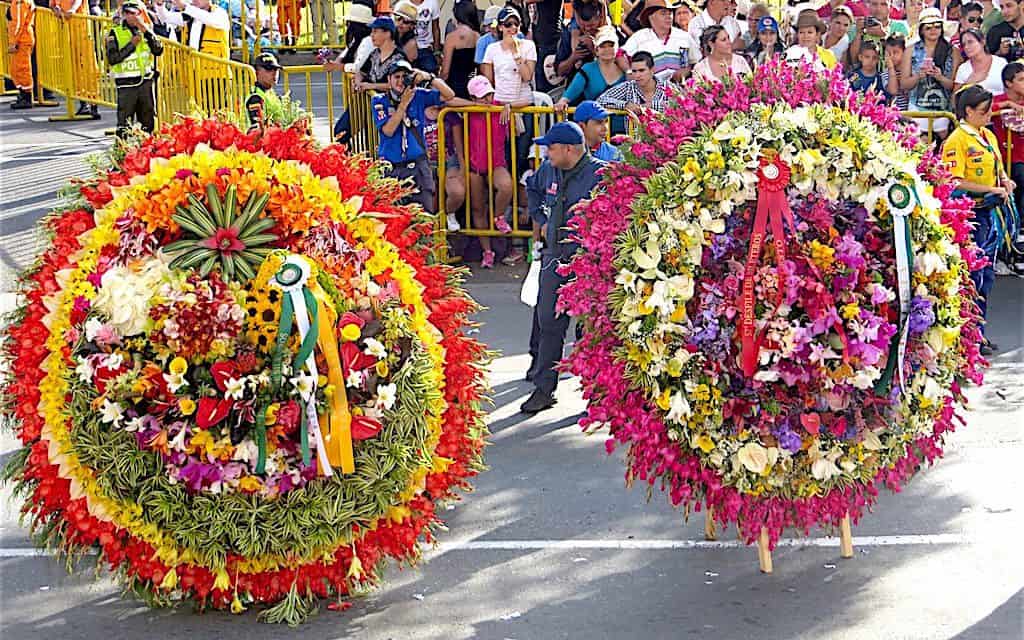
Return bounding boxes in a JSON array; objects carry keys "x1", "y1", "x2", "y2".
[
  {"x1": 372, "y1": 59, "x2": 464, "y2": 213},
  {"x1": 521, "y1": 121, "x2": 606, "y2": 415},
  {"x1": 106, "y1": 0, "x2": 163, "y2": 137},
  {"x1": 246, "y1": 52, "x2": 284, "y2": 131}
]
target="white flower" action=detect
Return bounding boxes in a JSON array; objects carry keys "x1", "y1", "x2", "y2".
[
  {"x1": 665, "y1": 392, "x2": 691, "y2": 424},
  {"x1": 84, "y1": 318, "x2": 104, "y2": 342},
  {"x1": 376, "y1": 383, "x2": 397, "y2": 411},
  {"x1": 290, "y1": 370, "x2": 316, "y2": 400},
  {"x1": 632, "y1": 236, "x2": 662, "y2": 274},
  {"x1": 99, "y1": 399, "x2": 124, "y2": 426},
  {"x1": 232, "y1": 440, "x2": 259, "y2": 464},
  {"x1": 615, "y1": 269, "x2": 639, "y2": 293},
  {"x1": 850, "y1": 366, "x2": 881, "y2": 390},
  {"x1": 914, "y1": 251, "x2": 948, "y2": 276},
  {"x1": 862, "y1": 430, "x2": 884, "y2": 451},
  {"x1": 75, "y1": 358, "x2": 96, "y2": 383},
  {"x1": 224, "y1": 376, "x2": 246, "y2": 401},
  {"x1": 346, "y1": 369, "x2": 364, "y2": 389},
  {"x1": 169, "y1": 425, "x2": 189, "y2": 451},
  {"x1": 809, "y1": 443, "x2": 843, "y2": 481},
  {"x1": 103, "y1": 352, "x2": 125, "y2": 370},
  {"x1": 736, "y1": 441, "x2": 770, "y2": 474},
  {"x1": 363, "y1": 337, "x2": 388, "y2": 359},
  {"x1": 123, "y1": 416, "x2": 145, "y2": 433},
  {"x1": 90, "y1": 257, "x2": 170, "y2": 336},
  {"x1": 164, "y1": 372, "x2": 187, "y2": 393}
]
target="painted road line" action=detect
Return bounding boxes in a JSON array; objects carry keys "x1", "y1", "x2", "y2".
[{"x1": 0, "y1": 534, "x2": 969, "y2": 559}]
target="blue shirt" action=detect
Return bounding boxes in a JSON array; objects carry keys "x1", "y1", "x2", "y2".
[
  {"x1": 372, "y1": 88, "x2": 443, "y2": 163},
  {"x1": 527, "y1": 153, "x2": 606, "y2": 258},
  {"x1": 591, "y1": 141, "x2": 622, "y2": 163}
]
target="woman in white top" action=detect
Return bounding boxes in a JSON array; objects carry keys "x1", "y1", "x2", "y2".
[
  {"x1": 481, "y1": 7, "x2": 537, "y2": 117},
  {"x1": 693, "y1": 24, "x2": 751, "y2": 82},
  {"x1": 954, "y1": 29, "x2": 1007, "y2": 95}
]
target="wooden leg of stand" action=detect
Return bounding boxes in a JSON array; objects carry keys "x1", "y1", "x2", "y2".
[
  {"x1": 757, "y1": 527, "x2": 773, "y2": 574},
  {"x1": 704, "y1": 507, "x2": 718, "y2": 541},
  {"x1": 840, "y1": 514, "x2": 854, "y2": 559}
]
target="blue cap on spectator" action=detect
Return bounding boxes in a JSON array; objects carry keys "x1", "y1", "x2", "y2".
[
  {"x1": 533, "y1": 122, "x2": 585, "y2": 146},
  {"x1": 369, "y1": 16, "x2": 397, "y2": 32},
  {"x1": 386, "y1": 59, "x2": 415, "y2": 76},
  {"x1": 573, "y1": 101, "x2": 609, "y2": 123},
  {"x1": 757, "y1": 16, "x2": 779, "y2": 33},
  {"x1": 498, "y1": 6, "x2": 521, "y2": 23}
]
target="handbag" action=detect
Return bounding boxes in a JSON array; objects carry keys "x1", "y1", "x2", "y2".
[{"x1": 520, "y1": 258, "x2": 541, "y2": 307}]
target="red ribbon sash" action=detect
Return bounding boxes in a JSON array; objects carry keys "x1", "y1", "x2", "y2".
[{"x1": 740, "y1": 157, "x2": 795, "y2": 377}]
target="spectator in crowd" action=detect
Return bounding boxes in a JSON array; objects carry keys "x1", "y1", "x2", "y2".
[
  {"x1": 788, "y1": 12, "x2": 838, "y2": 68},
  {"x1": 373, "y1": 60, "x2": 463, "y2": 212},
  {"x1": 817, "y1": 0, "x2": 868, "y2": 19},
  {"x1": 850, "y1": 0, "x2": 910, "y2": 62},
  {"x1": 573, "y1": 100, "x2": 623, "y2": 161},
  {"x1": 555, "y1": 26, "x2": 627, "y2": 131},
  {"x1": 355, "y1": 17, "x2": 405, "y2": 92},
  {"x1": 307, "y1": 0, "x2": 337, "y2": 44},
  {"x1": 597, "y1": 50, "x2": 672, "y2": 114},
  {"x1": 107, "y1": 0, "x2": 162, "y2": 135},
  {"x1": 245, "y1": 51, "x2": 284, "y2": 131},
  {"x1": 824, "y1": 4, "x2": 853, "y2": 65},
  {"x1": 404, "y1": 0, "x2": 441, "y2": 73},
  {"x1": 847, "y1": 40, "x2": 888, "y2": 95},
  {"x1": 693, "y1": 23, "x2": 752, "y2": 81},
  {"x1": 904, "y1": 0, "x2": 925, "y2": 33},
  {"x1": 393, "y1": 2, "x2": 422, "y2": 64},
  {"x1": 992, "y1": 61, "x2": 1024, "y2": 218},
  {"x1": 160, "y1": 0, "x2": 230, "y2": 58},
  {"x1": 951, "y1": 2, "x2": 983, "y2": 60},
  {"x1": 689, "y1": 0, "x2": 743, "y2": 49},
  {"x1": 675, "y1": 0, "x2": 696, "y2": 30},
  {"x1": 7, "y1": 0, "x2": 35, "y2": 110},
  {"x1": 324, "y1": 5, "x2": 375, "y2": 72},
  {"x1": 462, "y1": 75, "x2": 514, "y2": 269},
  {"x1": 745, "y1": 14, "x2": 784, "y2": 65},
  {"x1": 481, "y1": 7, "x2": 537, "y2": 116},
  {"x1": 528, "y1": 0, "x2": 565, "y2": 92},
  {"x1": 986, "y1": 0, "x2": 1024, "y2": 61},
  {"x1": 555, "y1": 0, "x2": 609, "y2": 81},
  {"x1": 521, "y1": 121, "x2": 606, "y2": 414},
  {"x1": 623, "y1": 0, "x2": 701, "y2": 83},
  {"x1": 901, "y1": 8, "x2": 954, "y2": 137},
  {"x1": 885, "y1": 34, "x2": 910, "y2": 108},
  {"x1": 476, "y1": 6, "x2": 507, "y2": 66},
  {"x1": 52, "y1": 0, "x2": 101, "y2": 118},
  {"x1": 955, "y1": 28, "x2": 1007, "y2": 94},
  {"x1": 440, "y1": 0, "x2": 479, "y2": 98},
  {"x1": 276, "y1": 0, "x2": 300, "y2": 47},
  {"x1": 442, "y1": 115, "x2": 466, "y2": 232},
  {"x1": 741, "y1": 2, "x2": 769, "y2": 48},
  {"x1": 979, "y1": 0, "x2": 1003, "y2": 31},
  {"x1": 941, "y1": 84, "x2": 1012, "y2": 354}
]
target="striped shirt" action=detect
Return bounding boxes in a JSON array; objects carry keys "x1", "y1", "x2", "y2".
[
  {"x1": 596, "y1": 79, "x2": 673, "y2": 113},
  {"x1": 622, "y1": 28, "x2": 702, "y2": 83}
]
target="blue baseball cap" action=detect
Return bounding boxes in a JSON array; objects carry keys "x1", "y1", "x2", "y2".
[
  {"x1": 533, "y1": 121, "x2": 585, "y2": 146},
  {"x1": 369, "y1": 16, "x2": 397, "y2": 32},
  {"x1": 757, "y1": 16, "x2": 779, "y2": 33},
  {"x1": 573, "y1": 101, "x2": 609, "y2": 123},
  {"x1": 498, "y1": 6, "x2": 521, "y2": 23}
]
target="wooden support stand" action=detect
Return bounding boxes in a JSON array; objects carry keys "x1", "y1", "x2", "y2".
[
  {"x1": 757, "y1": 527, "x2": 773, "y2": 573},
  {"x1": 704, "y1": 507, "x2": 718, "y2": 541},
  {"x1": 840, "y1": 513, "x2": 854, "y2": 559}
]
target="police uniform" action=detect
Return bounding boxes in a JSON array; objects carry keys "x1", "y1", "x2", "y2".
[
  {"x1": 106, "y1": 2, "x2": 163, "y2": 136},
  {"x1": 942, "y1": 122, "x2": 1006, "y2": 337},
  {"x1": 521, "y1": 122, "x2": 605, "y2": 413},
  {"x1": 246, "y1": 53, "x2": 284, "y2": 130},
  {"x1": 371, "y1": 62, "x2": 443, "y2": 213}
]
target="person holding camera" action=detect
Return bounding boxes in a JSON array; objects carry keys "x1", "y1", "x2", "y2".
[
  {"x1": 106, "y1": 0, "x2": 163, "y2": 137},
  {"x1": 985, "y1": 0, "x2": 1024, "y2": 61},
  {"x1": 850, "y1": 0, "x2": 909, "y2": 62},
  {"x1": 372, "y1": 59, "x2": 464, "y2": 213},
  {"x1": 623, "y1": 0, "x2": 701, "y2": 84}
]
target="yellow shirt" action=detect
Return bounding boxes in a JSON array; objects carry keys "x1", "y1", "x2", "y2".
[
  {"x1": 942, "y1": 123, "x2": 1003, "y2": 189},
  {"x1": 816, "y1": 46, "x2": 837, "y2": 70}
]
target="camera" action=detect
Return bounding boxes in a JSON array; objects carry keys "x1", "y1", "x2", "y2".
[{"x1": 865, "y1": 16, "x2": 880, "y2": 28}]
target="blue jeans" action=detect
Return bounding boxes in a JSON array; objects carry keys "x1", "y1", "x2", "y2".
[{"x1": 970, "y1": 205, "x2": 997, "y2": 335}]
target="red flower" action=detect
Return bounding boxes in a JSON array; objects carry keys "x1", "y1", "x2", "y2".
[
  {"x1": 340, "y1": 342, "x2": 376, "y2": 377},
  {"x1": 199, "y1": 227, "x2": 245, "y2": 253},
  {"x1": 196, "y1": 396, "x2": 232, "y2": 429},
  {"x1": 350, "y1": 415, "x2": 382, "y2": 440},
  {"x1": 275, "y1": 401, "x2": 301, "y2": 434}
]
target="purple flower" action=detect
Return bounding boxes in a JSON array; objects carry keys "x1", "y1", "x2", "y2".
[{"x1": 908, "y1": 296, "x2": 935, "y2": 336}]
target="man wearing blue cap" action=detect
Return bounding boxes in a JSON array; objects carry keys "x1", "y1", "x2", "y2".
[
  {"x1": 521, "y1": 121, "x2": 606, "y2": 415},
  {"x1": 573, "y1": 101, "x2": 623, "y2": 163},
  {"x1": 372, "y1": 58, "x2": 464, "y2": 213}
]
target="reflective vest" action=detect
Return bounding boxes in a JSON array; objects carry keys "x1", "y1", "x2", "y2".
[
  {"x1": 109, "y1": 25, "x2": 155, "y2": 80},
  {"x1": 248, "y1": 85, "x2": 283, "y2": 127},
  {"x1": 187, "y1": 20, "x2": 229, "y2": 58}
]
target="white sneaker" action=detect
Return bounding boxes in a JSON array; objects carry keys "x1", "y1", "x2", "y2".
[
  {"x1": 994, "y1": 260, "x2": 1012, "y2": 276},
  {"x1": 446, "y1": 213, "x2": 461, "y2": 232}
]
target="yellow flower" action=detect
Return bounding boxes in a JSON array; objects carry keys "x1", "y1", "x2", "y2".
[
  {"x1": 841, "y1": 303, "x2": 860, "y2": 320},
  {"x1": 666, "y1": 358, "x2": 683, "y2": 378},
  {"x1": 707, "y1": 152, "x2": 725, "y2": 171},
  {"x1": 808, "y1": 240, "x2": 835, "y2": 270},
  {"x1": 178, "y1": 398, "x2": 196, "y2": 416},
  {"x1": 238, "y1": 476, "x2": 263, "y2": 493},
  {"x1": 341, "y1": 323, "x2": 362, "y2": 342},
  {"x1": 656, "y1": 388, "x2": 672, "y2": 411},
  {"x1": 265, "y1": 402, "x2": 280, "y2": 425},
  {"x1": 169, "y1": 357, "x2": 188, "y2": 376},
  {"x1": 375, "y1": 360, "x2": 389, "y2": 377},
  {"x1": 692, "y1": 384, "x2": 711, "y2": 402},
  {"x1": 213, "y1": 568, "x2": 231, "y2": 591},
  {"x1": 695, "y1": 434, "x2": 715, "y2": 453},
  {"x1": 159, "y1": 567, "x2": 178, "y2": 590},
  {"x1": 231, "y1": 595, "x2": 246, "y2": 614}
]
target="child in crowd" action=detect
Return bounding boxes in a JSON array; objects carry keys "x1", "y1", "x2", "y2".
[
  {"x1": 465, "y1": 75, "x2": 515, "y2": 268},
  {"x1": 848, "y1": 41, "x2": 888, "y2": 97},
  {"x1": 885, "y1": 35, "x2": 910, "y2": 109}
]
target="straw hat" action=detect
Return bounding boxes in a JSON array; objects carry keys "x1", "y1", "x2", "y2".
[
  {"x1": 640, "y1": 0, "x2": 680, "y2": 28},
  {"x1": 918, "y1": 7, "x2": 944, "y2": 26}
]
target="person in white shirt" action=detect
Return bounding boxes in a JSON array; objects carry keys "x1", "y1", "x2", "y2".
[
  {"x1": 693, "y1": 23, "x2": 751, "y2": 81},
  {"x1": 623, "y1": 0, "x2": 702, "y2": 83},
  {"x1": 689, "y1": 0, "x2": 744, "y2": 50},
  {"x1": 158, "y1": 0, "x2": 230, "y2": 56}
]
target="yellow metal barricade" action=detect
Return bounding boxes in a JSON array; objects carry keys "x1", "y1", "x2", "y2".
[
  {"x1": 280, "y1": 66, "x2": 377, "y2": 155},
  {"x1": 0, "y1": 5, "x2": 10, "y2": 87},
  {"x1": 33, "y1": 9, "x2": 114, "y2": 120},
  {"x1": 899, "y1": 110, "x2": 958, "y2": 144}
]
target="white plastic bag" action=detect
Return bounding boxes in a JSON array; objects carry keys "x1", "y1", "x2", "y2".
[{"x1": 520, "y1": 258, "x2": 541, "y2": 307}]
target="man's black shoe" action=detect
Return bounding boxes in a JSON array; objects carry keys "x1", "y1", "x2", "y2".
[
  {"x1": 980, "y1": 341, "x2": 997, "y2": 356},
  {"x1": 520, "y1": 390, "x2": 556, "y2": 414}
]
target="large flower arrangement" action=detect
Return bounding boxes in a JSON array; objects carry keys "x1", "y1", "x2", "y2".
[
  {"x1": 561, "y1": 60, "x2": 986, "y2": 545},
  {"x1": 1, "y1": 120, "x2": 488, "y2": 623}
]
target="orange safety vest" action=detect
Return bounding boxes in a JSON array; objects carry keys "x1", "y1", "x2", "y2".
[
  {"x1": 8, "y1": 0, "x2": 35, "y2": 44},
  {"x1": 49, "y1": 0, "x2": 86, "y2": 14}
]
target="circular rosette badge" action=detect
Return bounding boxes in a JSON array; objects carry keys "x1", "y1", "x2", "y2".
[
  {"x1": 574, "y1": 97, "x2": 982, "y2": 543},
  {"x1": 3, "y1": 124, "x2": 488, "y2": 623}
]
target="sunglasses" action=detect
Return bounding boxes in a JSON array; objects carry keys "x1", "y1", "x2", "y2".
[
  {"x1": 924, "y1": 23, "x2": 942, "y2": 29},
  {"x1": 502, "y1": 20, "x2": 520, "y2": 27},
  {"x1": 966, "y1": 16, "x2": 983, "y2": 23}
]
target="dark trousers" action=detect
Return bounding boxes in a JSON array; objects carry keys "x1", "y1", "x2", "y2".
[
  {"x1": 532, "y1": 254, "x2": 571, "y2": 396},
  {"x1": 116, "y1": 79, "x2": 156, "y2": 138},
  {"x1": 388, "y1": 155, "x2": 435, "y2": 214},
  {"x1": 971, "y1": 205, "x2": 997, "y2": 335}
]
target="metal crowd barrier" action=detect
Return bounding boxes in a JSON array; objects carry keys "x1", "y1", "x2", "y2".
[
  {"x1": 35, "y1": 9, "x2": 114, "y2": 120},
  {"x1": 900, "y1": 110, "x2": 958, "y2": 144},
  {"x1": 237, "y1": 0, "x2": 351, "y2": 62}
]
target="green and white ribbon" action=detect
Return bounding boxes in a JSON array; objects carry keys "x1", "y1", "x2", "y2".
[{"x1": 876, "y1": 180, "x2": 915, "y2": 394}]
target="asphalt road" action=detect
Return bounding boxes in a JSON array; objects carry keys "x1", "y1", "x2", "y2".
[{"x1": 0, "y1": 99, "x2": 1022, "y2": 640}]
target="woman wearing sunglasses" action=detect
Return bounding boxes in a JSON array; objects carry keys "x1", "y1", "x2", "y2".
[{"x1": 900, "y1": 8, "x2": 954, "y2": 138}]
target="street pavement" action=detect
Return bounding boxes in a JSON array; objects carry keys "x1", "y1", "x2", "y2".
[{"x1": 0, "y1": 98, "x2": 1022, "y2": 640}]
